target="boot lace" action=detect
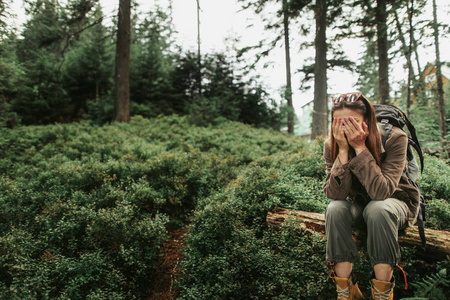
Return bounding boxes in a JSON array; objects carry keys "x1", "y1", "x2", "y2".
[
  {"x1": 372, "y1": 285, "x2": 392, "y2": 300},
  {"x1": 336, "y1": 285, "x2": 350, "y2": 299}
]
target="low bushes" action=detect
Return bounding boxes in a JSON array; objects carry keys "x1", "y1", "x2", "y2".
[
  {"x1": 0, "y1": 115, "x2": 449, "y2": 298},
  {"x1": 178, "y1": 157, "x2": 335, "y2": 299},
  {"x1": 178, "y1": 202, "x2": 333, "y2": 299},
  {"x1": 0, "y1": 115, "x2": 307, "y2": 297},
  {"x1": 418, "y1": 154, "x2": 450, "y2": 201}
]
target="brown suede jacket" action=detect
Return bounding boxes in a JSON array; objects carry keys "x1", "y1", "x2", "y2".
[{"x1": 323, "y1": 126, "x2": 420, "y2": 226}]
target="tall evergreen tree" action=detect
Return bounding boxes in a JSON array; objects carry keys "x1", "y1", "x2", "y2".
[
  {"x1": 0, "y1": 0, "x2": 19, "y2": 102},
  {"x1": 393, "y1": 3, "x2": 414, "y2": 115},
  {"x1": 129, "y1": 5, "x2": 175, "y2": 116},
  {"x1": 61, "y1": 3, "x2": 112, "y2": 119},
  {"x1": 376, "y1": 0, "x2": 389, "y2": 104},
  {"x1": 0, "y1": 0, "x2": 21, "y2": 127},
  {"x1": 237, "y1": 0, "x2": 310, "y2": 133},
  {"x1": 113, "y1": 0, "x2": 131, "y2": 122},
  {"x1": 310, "y1": 0, "x2": 327, "y2": 139},
  {"x1": 282, "y1": 0, "x2": 294, "y2": 134},
  {"x1": 431, "y1": 0, "x2": 446, "y2": 147},
  {"x1": 196, "y1": 0, "x2": 202, "y2": 95},
  {"x1": 13, "y1": 0, "x2": 71, "y2": 124}
]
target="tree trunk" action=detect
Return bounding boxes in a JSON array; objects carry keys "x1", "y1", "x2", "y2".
[
  {"x1": 311, "y1": 0, "x2": 328, "y2": 140},
  {"x1": 113, "y1": 0, "x2": 131, "y2": 122},
  {"x1": 432, "y1": 0, "x2": 447, "y2": 150},
  {"x1": 407, "y1": 0, "x2": 417, "y2": 108},
  {"x1": 96, "y1": 80, "x2": 99, "y2": 102},
  {"x1": 393, "y1": 8, "x2": 414, "y2": 117},
  {"x1": 408, "y1": 0, "x2": 424, "y2": 105},
  {"x1": 267, "y1": 207, "x2": 450, "y2": 261},
  {"x1": 196, "y1": 0, "x2": 202, "y2": 96},
  {"x1": 376, "y1": 0, "x2": 389, "y2": 104},
  {"x1": 283, "y1": 0, "x2": 294, "y2": 134}
]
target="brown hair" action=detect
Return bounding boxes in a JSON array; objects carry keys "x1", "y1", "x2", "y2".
[{"x1": 330, "y1": 96, "x2": 382, "y2": 166}]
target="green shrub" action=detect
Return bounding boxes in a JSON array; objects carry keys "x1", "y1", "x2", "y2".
[
  {"x1": 0, "y1": 227, "x2": 131, "y2": 299},
  {"x1": 1, "y1": 115, "x2": 448, "y2": 298},
  {"x1": 178, "y1": 209, "x2": 333, "y2": 299},
  {"x1": 419, "y1": 154, "x2": 450, "y2": 201},
  {"x1": 425, "y1": 199, "x2": 450, "y2": 230},
  {"x1": 178, "y1": 152, "x2": 335, "y2": 298},
  {"x1": 0, "y1": 207, "x2": 168, "y2": 298}
]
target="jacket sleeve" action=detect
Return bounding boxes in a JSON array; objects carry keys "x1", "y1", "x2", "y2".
[
  {"x1": 322, "y1": 139, "x2": 353, "y2": 200},
  {"x1": 348, "y1": 129, "x2": 407, "y2": 200}
]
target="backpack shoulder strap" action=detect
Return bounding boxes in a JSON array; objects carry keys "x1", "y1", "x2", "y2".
[
  {"x1": 378, "y1": 119, "x2": 393, "y2": 149},
  {"x1": 402, "y1": 113, "x2": 424, "y2": 173}
]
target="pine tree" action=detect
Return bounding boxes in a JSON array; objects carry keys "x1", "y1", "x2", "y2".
[
  {"x1": 61, "y1": 3, "x2": 112, "y2": 119},
  {"x1": 0, "y1": 0, "x2": 21, "y2": 127},
  {"x1": 237, "y1": 0, "x2": 309, "y2": 133},
  {"x1": 376, "y1": 0, "x2": 390, "y2": 104},
  {"x1": 13, "y1": 0, "x2": 71, "y2": 124},
  {"x1": 310, "y1": 0, "x2": 328, "y2": 139},
  {"x1": 129, "y1": 5, "x2": 176, "y2": 116},
  {"x1": 113, "y1": 0, "x2": 131, "y2": 122},
  {"x1": 431, "y1": 0, "x2": 446, "y2": 150}
]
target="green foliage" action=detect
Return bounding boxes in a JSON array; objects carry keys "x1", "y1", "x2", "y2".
[
  {"x1": 418, "y1": 154, "x2": 450, "y2": 201},
  {"x1": 61, "y1": 4, "x2": 113, "y2": 120},
  {"x1": 3, "y1": 2, "x2": 281, "y2": 128},
  {"x1": 407, "y1": 82, "x2": 450, "y2": 156},
  {"x1": 401, "y1": 268, "x2": 450, "y2": 299},
  {"x1": 0, "y1": 115, "x2": 449, "y2": 297},
  {"x1": 11, "y1": 0, "x2": 71, "y2": 125},
  {"x1": 129, "y1": 7, "x2": 177, "y2": 117},
  {"x1": 173, "y1": 52, "x2": 282, "y2": 129},
  {"x1": 178, "y1": 138, "x2": 333, "y2": 298},
  {"x1": 178, "y1": 202, "x2": 333, "y2": 299},
  {"x1": 425, "y1": 199, "x2": 450, "y2": 230},
  {"x1": 0, "y1": 20, "x2": 22, "y2": 129},
  {"x1": 0, "y1": 115, "x2": 307, "y2": 297}
]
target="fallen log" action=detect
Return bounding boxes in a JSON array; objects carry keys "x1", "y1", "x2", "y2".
[{"x1": 267, "y1": 207, "x2": 450, "y2": 261}]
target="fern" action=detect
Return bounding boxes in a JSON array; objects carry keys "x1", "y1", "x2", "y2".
[{"x1": 409, "y1": 269, "x2": 449, "y2": 298}]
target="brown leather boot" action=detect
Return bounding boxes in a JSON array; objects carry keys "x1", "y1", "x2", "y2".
[
  {"x1": 334, "y1": 274, "x2": 365, "y2": 299},
  {"x1": 370, "y1": 278, "x2": 395, "y2": 300}
]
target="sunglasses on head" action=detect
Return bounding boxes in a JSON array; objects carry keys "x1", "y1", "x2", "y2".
[{"x1": 331, "y1": 92, "x2": 367, "y2": 104}]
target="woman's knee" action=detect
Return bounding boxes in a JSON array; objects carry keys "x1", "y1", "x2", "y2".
[
  {"x1": 363, "y1": 201, "x2": 396, "y2": 225},
  {"x1": 326, "y1": 200, "x2": 352, "y2": 221}
]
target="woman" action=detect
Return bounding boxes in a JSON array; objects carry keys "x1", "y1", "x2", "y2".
[{"x1": 323, "y1": 92, "x2": 420, "y2": 299}]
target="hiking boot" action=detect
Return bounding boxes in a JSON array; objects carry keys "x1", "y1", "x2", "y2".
[
  {"x1": 333, "y1": 274, "x2": 365, "y2": 299},
  {"x1": 370, "y1": 278, "x2": 395, "y2": 300}
]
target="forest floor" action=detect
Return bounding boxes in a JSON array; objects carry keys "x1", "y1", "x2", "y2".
[{"x1": 149, "y1": 227, "x2": 187, "y2": 300}]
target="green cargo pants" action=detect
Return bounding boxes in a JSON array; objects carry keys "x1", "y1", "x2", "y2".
[{"x1": 325, "y1": 198, "x2": 409, "y2": 266}]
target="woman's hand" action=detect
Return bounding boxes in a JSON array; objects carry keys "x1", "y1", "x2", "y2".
[
  {"x1": 333, "y1": 118, "x2": 349, "y2": 151},
  {"x1": 342, "y1": 117, "x2": 369, "y2": 155},
  {"x1": 333, "y1": 118, "x2": 350, "y2": 164}
]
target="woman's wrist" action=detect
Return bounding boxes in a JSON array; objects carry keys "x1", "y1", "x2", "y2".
[
  {"x1": 354, "y1": 145, "x2": 368, "y2": 155},
  {"x1": 338, "y1": 149, "x2": 349, "y2": 164}
]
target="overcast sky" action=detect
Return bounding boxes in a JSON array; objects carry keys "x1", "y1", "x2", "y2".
[{"x1": 10, "y1": 0, "x2": 450, "y2": 116}]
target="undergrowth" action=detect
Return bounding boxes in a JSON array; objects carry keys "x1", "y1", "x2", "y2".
[{"x1": 0, "y1": 115, "x2": 448, "y2": 298}]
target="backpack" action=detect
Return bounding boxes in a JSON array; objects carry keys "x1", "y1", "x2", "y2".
[{"x1": 373, "y1": 104, "x2": 427, "y2": 251}]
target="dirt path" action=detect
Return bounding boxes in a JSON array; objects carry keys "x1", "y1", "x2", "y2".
[{"x1": 149, "y1": 227, "x2": 187, "y2": 300}]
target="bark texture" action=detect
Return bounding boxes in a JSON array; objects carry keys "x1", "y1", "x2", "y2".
[
  {"x1": 113, "y1": 0, "x2": 131, "y2": 122},
  {"x1": 283, "y1": 0, "x2": 294, "y2": 134},
  {"x1": 432, "y1": 0, "x2": 447, "y2": 146},
  {"x1": 376, "y1": 0, "x2": 390, "y2": 104},
  {"x1": 311, "y1": 0, "x2": 328, "y2": 139}
]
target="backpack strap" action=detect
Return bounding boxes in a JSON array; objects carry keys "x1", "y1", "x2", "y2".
[
  {"x1": 402, "y1": 113, "x2": 424, "y2": 173},
  {"x1": 378, "y1": 119, "x2": 393, "y2": 149},
  {"x1": 410, "y1": 181, "x2": 427, "y2": 251}
]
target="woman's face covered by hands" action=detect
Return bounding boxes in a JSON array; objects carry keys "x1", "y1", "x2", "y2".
[{"x1": 332, "y1": 108, "x2": 369, "y2": 152}]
